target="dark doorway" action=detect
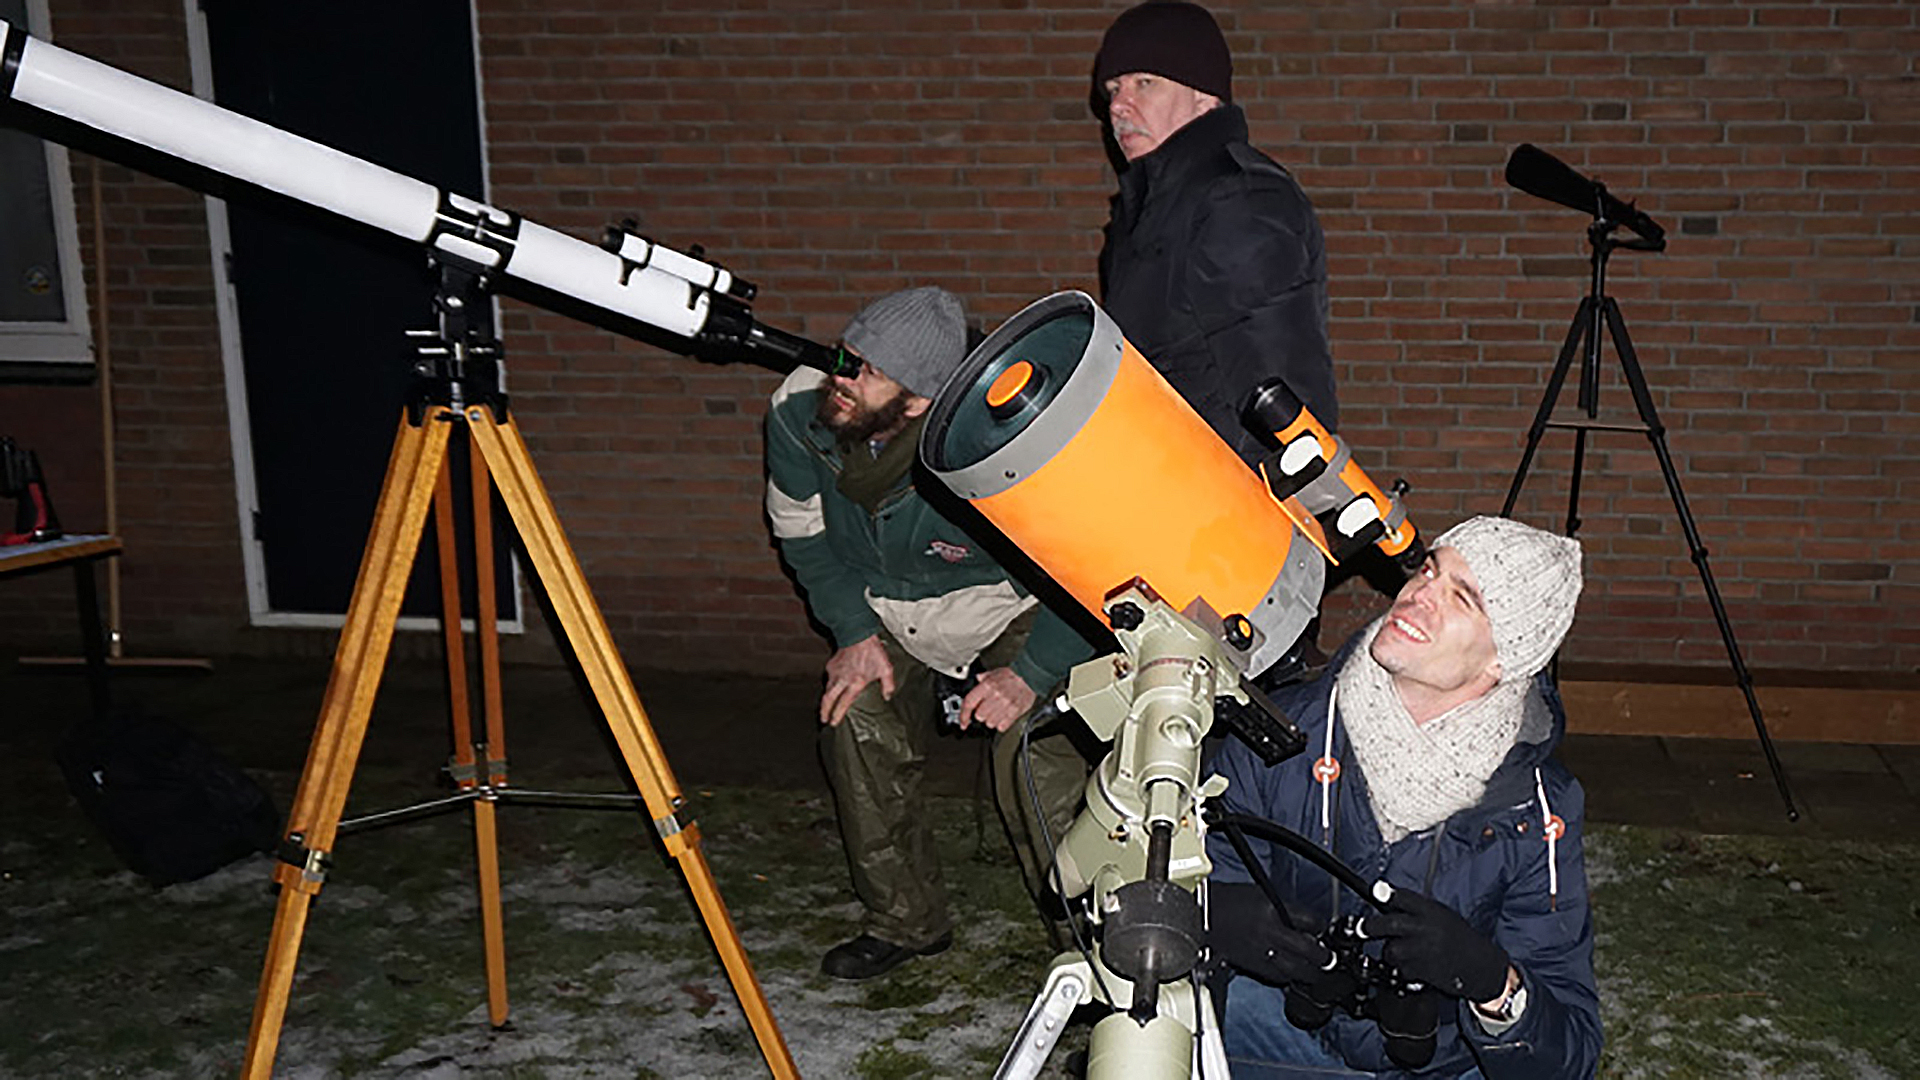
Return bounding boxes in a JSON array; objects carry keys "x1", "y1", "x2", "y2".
[{"x1": 203, "y1": 0, "x2": 515, "y2": 624}]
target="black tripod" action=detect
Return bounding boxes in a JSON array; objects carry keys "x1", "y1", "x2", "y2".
[{"x1": 1502, "y1": 218, "x2": 1798, "y2": 820}]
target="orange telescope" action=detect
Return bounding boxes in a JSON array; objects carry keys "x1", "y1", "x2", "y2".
[{"x1": 920, "y1": 291, "x2": 1329, "y2": 675}]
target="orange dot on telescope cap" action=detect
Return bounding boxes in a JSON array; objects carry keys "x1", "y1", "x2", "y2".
[{"x1": 985, "y1": 360, "x2": 1034, "y2": 408}]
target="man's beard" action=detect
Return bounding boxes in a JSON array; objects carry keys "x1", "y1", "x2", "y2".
[{"x1": 820, "y1": 385, "x2": 914, "y2": 444}]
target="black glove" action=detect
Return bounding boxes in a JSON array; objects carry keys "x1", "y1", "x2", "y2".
[
  {"x1": 1209, "y1": 883, "x2": 1362, "y2": 1031},
  {"x1": 1359, "y1": 881, "x2": 1510, "y2": 1002},
  {"x1": 1207, "y1": 881, "x2": 1332, "y2": 987}
]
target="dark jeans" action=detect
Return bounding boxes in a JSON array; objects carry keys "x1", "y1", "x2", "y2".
[{"x1": 1223, "y1": 976, "x2": 1485, "y2": 1080}]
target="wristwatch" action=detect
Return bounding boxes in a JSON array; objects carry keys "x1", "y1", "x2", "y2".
[{"x1": 1473, "y1": 968, "x2": 1527, "y2": 1025}]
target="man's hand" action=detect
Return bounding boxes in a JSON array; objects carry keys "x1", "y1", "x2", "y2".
[
  {"x1": 820, "y1": 635, "x2": 894, "y2": 727},
  {"x1": 1360, "y1": 882, "x2": 1512, "y2": 1003},
  {"x1": 955, "y1": 667, "x2": 1036, "y2": 732}
]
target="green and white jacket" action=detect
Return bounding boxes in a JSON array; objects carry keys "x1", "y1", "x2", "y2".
[{"x1": 764, "y1": 369, "x2": 1091, "y2": 692}]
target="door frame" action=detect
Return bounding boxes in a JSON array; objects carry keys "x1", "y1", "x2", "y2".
[{"x1": 185, "y1": 0, "x2": 522, "y2": 632}]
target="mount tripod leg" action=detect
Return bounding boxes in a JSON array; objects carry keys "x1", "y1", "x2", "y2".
[
  {"x1": 1600, "y1": 300, "x2": 1797, "y2": 819},
  {"x1": 1501, "y1": 296, "x2": 1595, "y2": 526},
  {"x1": 243, "y1": 413, "x2": 451, "y2": 1077},
  {"x1": 429, "y1": 443, "x2": 511, "y2": 1026},
  {"x1": 467, "y1": 404, "x2": 798, "y2": 1074},
  {"x1": 240, "y1": 406, "x2": 800, "y2": 1078},
  {"x1": 1501, "y1": 289, "x2": 1798, "y2": 821}
]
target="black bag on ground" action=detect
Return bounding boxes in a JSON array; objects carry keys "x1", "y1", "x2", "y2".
[{"x1": 56, "y1": 710, "x2": 281, "y2": 886}]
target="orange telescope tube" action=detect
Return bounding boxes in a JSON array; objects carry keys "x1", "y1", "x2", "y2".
[{"x1": 920, "y1": 291, "x2": 1323, "y2": 674}]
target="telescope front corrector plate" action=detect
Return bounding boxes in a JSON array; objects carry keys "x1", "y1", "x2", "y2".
[{"x1": 921, "y1": 291, "x2": 1116, "y2": 497}]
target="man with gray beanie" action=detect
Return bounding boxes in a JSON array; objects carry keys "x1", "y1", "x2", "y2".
[
  {"x1": 1201, "y1": 516, "x2": 1603, "y2": 1077},
  {"x1": 764, "y1": 286, "x2": 1094, "y2": 979},
  {"x1": 1092, "y1": 0, "x2": 1337, "y2": 466}
]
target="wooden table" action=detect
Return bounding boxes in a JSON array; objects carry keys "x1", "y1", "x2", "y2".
[{"x1": 1, "y1": 534, "x2": 121, "y2": 722}]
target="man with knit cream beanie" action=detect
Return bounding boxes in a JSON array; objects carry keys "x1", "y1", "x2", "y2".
[{"x1": 1203, "y1": 516, "x2": 1602, "y2": 1078}]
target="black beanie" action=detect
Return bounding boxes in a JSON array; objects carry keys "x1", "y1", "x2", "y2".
[{"x1": 1093, "y1": 1, "x2": 1232, "y2": 104}]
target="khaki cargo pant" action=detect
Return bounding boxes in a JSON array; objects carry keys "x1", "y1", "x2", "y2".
[{"x1": 820, "y1": 610, "x2": 1089, "y2": 948}]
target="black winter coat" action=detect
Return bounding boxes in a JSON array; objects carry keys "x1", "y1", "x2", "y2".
[{"x1": 1099, "y1": 104, "x2": 1337, "y2": 466}]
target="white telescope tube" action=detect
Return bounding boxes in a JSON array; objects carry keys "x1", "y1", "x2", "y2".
[
  {"x1": 0, "y1": 20, "x2": 714, "y2": 340},
  {"x1": 9, "y1": 27, "x2": 439, "y2": 243}
]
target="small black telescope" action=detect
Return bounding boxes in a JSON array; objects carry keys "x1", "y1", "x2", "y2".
[{"x1": 1505, "y1": 143, "x2": 1666, "y2": 249}]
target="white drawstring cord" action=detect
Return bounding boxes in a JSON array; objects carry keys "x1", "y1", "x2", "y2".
[
  {"x1": 1319, "y1": 683, "x2": 1339, "y2": 833},
  {"x1": 1535, "y1": 766, "x2": 1560, "y2": 910}
]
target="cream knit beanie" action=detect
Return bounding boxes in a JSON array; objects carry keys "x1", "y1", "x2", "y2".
[{"x1": 1432, "y1": 516, "x2": 1583, "y2": 683}]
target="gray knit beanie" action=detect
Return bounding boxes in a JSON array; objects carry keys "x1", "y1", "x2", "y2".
[
  {"x1": 1432, "y1": 516, "x2": 1583, "y2": 684},
  {"x1": 840, "y1": 286, "x2": 969, "y2": 399}
]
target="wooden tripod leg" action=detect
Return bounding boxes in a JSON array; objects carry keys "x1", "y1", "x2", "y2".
[
  {"x1": 432, "y1": 447, "x2": 513, "y2": 1028},
  {"x1": 434, "y1": 455, "x2": 478, "y2": 773},
  {"x1": 241, "y1": 413, "x2": 451, "y2": 1080},
  {"x1": 468, "y1": 440, "x2": 512, "y2": 1026},
  {"x1": 472, "y1": 445, "x2": 507, "y2": 786},
  {"x1": 466, "y1": 408, "x2": 799, "y2": 1080}
]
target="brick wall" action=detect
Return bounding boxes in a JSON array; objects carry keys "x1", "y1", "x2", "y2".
[{"x1": 4, "y1": 0, "x2": 1915, "y2": 681}]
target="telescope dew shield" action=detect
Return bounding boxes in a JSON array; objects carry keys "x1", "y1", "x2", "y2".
[{"x1": 920, "y1": 291, "x2": 1323, "y2": 676}]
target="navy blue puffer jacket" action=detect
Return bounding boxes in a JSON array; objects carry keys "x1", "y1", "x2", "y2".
[{"x1": 1205, "y1": 647, "x2": 1603, "y2": 1078}]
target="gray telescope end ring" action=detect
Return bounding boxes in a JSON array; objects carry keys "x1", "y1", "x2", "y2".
[{"x1": 922, "y1": 291, "x2": 1123, "y2": 501}]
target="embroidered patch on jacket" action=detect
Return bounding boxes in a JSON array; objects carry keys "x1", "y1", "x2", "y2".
[{"x1": 926, "y1": 540, "x2": 971, "y2": 563}]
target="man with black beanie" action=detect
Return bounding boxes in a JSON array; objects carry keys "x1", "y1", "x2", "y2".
[{"x1": 1092, "y1": 0, "x2": 1337, "y2": 466}]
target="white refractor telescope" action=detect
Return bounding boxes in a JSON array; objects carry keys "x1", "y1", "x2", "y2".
[{"x1": 0, "y1": 18, "x2": 841, "y2": 373}]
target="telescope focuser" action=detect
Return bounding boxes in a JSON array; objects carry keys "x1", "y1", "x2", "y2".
[{"x1": 1245, "y1": 380, "x2": 1420, "y2": 570}]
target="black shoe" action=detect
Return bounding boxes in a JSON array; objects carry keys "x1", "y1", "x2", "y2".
[{"x1": 820, "y1": 931, "x2": 953, "y2": 980}]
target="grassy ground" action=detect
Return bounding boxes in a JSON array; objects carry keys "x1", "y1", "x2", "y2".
[
  {"x1": 1588, "y1": 827, "x2": 1918, "y2": 1078},
  {"x1": 2, "y1": 754, "x2": 1917, "y2": 1077}
]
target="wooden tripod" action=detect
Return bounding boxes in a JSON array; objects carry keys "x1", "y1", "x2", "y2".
[{"x1": 238, "y1": 401, "x2": 798, "y2": 1078}]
